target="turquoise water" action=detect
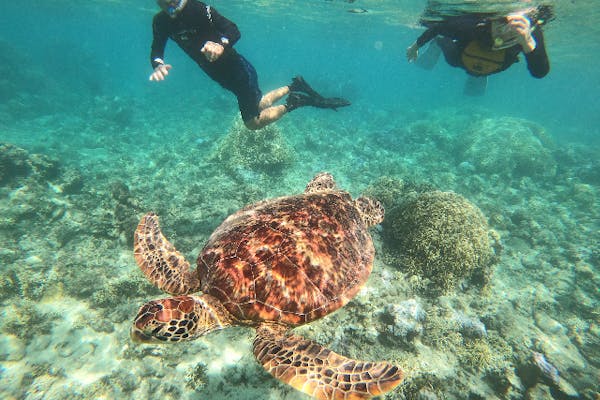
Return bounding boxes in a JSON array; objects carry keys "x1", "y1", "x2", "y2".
[{"x1": 1, "y1": 1, "x2": 598, "y2": 399}]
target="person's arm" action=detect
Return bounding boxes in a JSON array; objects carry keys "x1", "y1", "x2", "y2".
[
  {"x1": 206, "y1": 5, "x2": 241, "y2": 47},
  {"x1": 149, "y1": 14, "x2": 172, "y2": 81},
  {"x1": 505, "y1": 14, "x2": 549, "y2": 78},
  {"x1": 524, "y1": 28, "x2": 549, "y2": 78},
  {"x1": 407, "y1": 26, "x2": 440, "y2": 62},
  {"x1": 150, "y1": 14, "x2": 169, "y2": 68},
  {"x1": 200, "y1": 4, "x2": 242, "y2": 62}
]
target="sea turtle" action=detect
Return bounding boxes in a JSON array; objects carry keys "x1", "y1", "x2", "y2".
[{"x1": 131, "y1": 172, "x2": 403, "y2": 399}]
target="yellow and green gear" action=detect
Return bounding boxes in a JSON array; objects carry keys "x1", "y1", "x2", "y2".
[{"x1": 461, "y1": 40, "x2": 506, "y2": 76}]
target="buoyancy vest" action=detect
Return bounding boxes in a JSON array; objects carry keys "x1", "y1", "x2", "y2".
[{"x1": 461, "y1": 40, "x2": 506, "y2": 76}]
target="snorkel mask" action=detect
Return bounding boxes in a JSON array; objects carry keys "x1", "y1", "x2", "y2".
[{"x1": 158, "y1": 0, "x2": 188, "y2": 17}]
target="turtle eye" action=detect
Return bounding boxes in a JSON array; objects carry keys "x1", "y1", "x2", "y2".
[{"x1": 130, "y1": 326, "x2": 154, "y2": 343}]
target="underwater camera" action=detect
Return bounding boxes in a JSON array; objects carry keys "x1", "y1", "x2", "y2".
[
  {"x1": 491, "y1": 5, "x2": 554, "y2": 50},
  {"x1": 491, "y1": 17, "x2": 520, "y2": 50}
]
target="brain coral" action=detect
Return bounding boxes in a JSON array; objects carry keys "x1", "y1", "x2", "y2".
[
  {"x1": 461, "y1": 117, "x2": 556, "y2": 178},
  {"x1": 386, "y1": 190, "x2": 496, "y2": 292},
  {"x1": 210, "y1": 119, "x2": 293, "y2": 175}
]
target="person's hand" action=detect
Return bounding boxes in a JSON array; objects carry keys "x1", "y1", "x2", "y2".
[
  {"x1": 201, "y1": 41, "x2": 225, "y2": 62},
  {"x1": 149, "y1": 64, "x2": 172, "y2": 81},
  {"x1": 406, "y1": 42, "x2": 419, "y2": 62},
  {"x1": 506, "y1": 14, "x2": 536, "y2": 53}
]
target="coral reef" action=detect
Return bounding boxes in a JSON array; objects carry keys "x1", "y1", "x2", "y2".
[
  {"x1": 460, "y1": 117, "x2": 557, "y2": 179},
  {"x1": 361, "y1": 175, "x2": 435, "y2": 211},
  {"x1": 209, "y1": 119, "x2": 294, "y2": 176},
  {"x1": 385, "y1": 190, "x2": 498, "y2": 293},
  {"x1": 185, "y1": 362, "x2": 209, "y2": 392},
  {"x1": 1, "y1": 301, "x2": 57, "y2": 341},
  {"x1": 422, "y1": 306, "x2": 463, "y2": 350},
  {"x1": 1, "y1": 95, "x2": 599, "y2": 400},
  {"x1": 0, "y1": 142, "x2": 60, "y2": 185}
]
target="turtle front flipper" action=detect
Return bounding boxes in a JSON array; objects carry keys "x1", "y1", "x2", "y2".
[
  {"x1": 134, "y1": 212, "x2": 200, "y2": 295},
  {"x1": 253, "y1": 323, "x2": 403, "y2": 400}
]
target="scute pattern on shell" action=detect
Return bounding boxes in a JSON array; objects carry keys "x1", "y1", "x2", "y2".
[{"x1": 197, "y1": 191, "x2": 374, "y2": 325}]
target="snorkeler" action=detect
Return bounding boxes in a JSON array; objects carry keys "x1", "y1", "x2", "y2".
[
  {"x1": 406, "y1": 6, "x2": 551, "y2": 95},
  {"x1": 149, "y1": 0, "x2": 350, "y2": 130}
]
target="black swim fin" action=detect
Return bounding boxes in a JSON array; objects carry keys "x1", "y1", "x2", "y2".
[
  {"x1": 289, "y1": 75, "x2": 323, "y2": 99},
  {"x1": 463, "y1": 75, "x2": 488, "y2": 96},
  {"x1": 285, "y1": 92, "x2": 312, "y2": 112},
  {"x1": 288, "y1": 76, "x2": 351, "y2": 111},
  {"x1": 286, "y1": 92, "x2": 351, "y2": 112},
  {"x1": 311, "y1": 96, "x2": 351, "y2": 111}
]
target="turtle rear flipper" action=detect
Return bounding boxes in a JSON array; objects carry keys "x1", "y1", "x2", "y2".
[
  {"x1": 253, "y1": 323, "x2": 403, "y2": 400},
  {"x1": 134, "y1": 213, "x2": 200, "y2": 295}
]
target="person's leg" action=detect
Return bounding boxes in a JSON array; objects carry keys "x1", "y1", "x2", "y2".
[
  {"x1": 242, "y1": 86, "x2": 291, "y2": 130},
  {"x1": 229, "y1": 55, "x2": 291, "y2": 130},
  {"x1": 244, "y1": 103, "x2": 288, "y2": 130},
  {"x1": 245, "y1": 87, "x2": 355, "y2": 130},
  {"x1": 259, "y1": 86, "x2": 290, "y2": 109},
  {"x1": 235, "y1": 59, "x2": 350, "y2": 129}
]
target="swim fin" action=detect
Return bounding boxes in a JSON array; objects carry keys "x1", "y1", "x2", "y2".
[
  {"x1": 285, "y1": 92, "x2": 312, "y2": 112},
  {"x1": 463, "y1": 75, "x2": 488, "y2": 96},
  {"x1": 311, "y1": 96, "x2": 351, "y2": 111},
  {"x1": 415, "y1": 41, "x2": 442, "y2": 70},
  {"x1": 289, "y1": 75, "x2": 323, "y2": 99},
  {"x1": 285, "y1": 92, "x2": 351, "y2": 112}
]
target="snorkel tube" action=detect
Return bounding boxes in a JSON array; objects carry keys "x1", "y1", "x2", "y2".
[{"x1": 162, "y1": 0, "x2": 188, "y2": 17}]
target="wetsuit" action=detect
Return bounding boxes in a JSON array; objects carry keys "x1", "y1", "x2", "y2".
[
  {"x1": 151, "y1": 1, "x2": 262, "y2": 121},
  {"x1": 415, "y1": 15, "x2": 549, "y2": 78}
]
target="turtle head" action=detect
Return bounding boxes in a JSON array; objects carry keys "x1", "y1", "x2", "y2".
[{"x1": 131, "y1": 295, "x2": 232, "y2": 343}]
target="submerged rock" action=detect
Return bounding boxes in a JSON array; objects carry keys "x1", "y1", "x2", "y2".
[
  {"x1": 532, "y1": 351, "x2": 560, "y2": 386},
  {"x1": 452, "y1": 312, "x2": 487, "y2": 339},
  {"x1": 381, "y1": 299, "x2": 426, "y2": 342}
]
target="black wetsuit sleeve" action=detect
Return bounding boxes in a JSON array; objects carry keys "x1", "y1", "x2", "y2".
[
  {"x1": 150, "y1": 14, "x2": 170, "y2": 68},
  {"x1": 415, "y1": 17, "x2": 479, "y2": 48},
  {"x1": 415, "y1": 27, "x2": 440, "y2": 48},
  {"x1": 207, "y1": 6, "x2": 241, "y2": 47},
  {"x1": 524, "y1": 28, "x2": 549, "y2": 78}
]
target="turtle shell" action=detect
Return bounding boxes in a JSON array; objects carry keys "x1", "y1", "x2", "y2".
[{"x1": 196, "y1": 190, "x2": 374, "y2": 326}]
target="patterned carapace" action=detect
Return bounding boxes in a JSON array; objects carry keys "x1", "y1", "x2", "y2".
[{"x1": 198, "y1": 191, "x2": 373, "y2": 325}]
